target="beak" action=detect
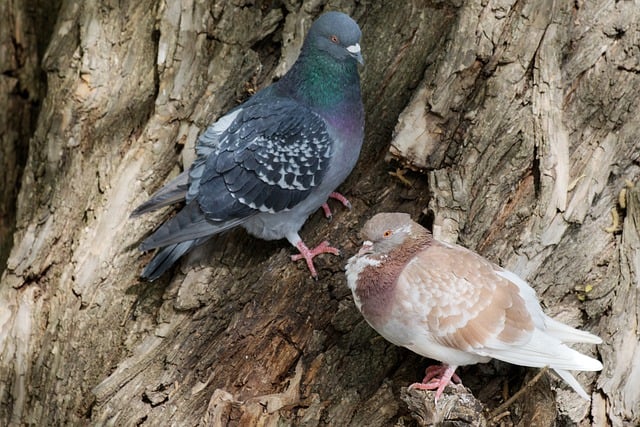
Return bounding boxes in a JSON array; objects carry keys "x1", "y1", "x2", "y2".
[
  {"x1": 346, "y1": 43, "x2": 364, "y2": 65},
  {"x1": 357, "y1": 240, "x2": 373, "y2": 256}
]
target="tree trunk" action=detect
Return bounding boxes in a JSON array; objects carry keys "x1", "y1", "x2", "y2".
[{"x1": 0, "y1": 1, "x2": 636, "y2": 426}]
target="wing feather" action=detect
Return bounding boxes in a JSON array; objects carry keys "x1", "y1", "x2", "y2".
[
  {"x1": 394, "y1": 242, "x2": 602, "y2": 372},
  {"x1": 196, "y1": 98, "x2": 332, "y2": 217},
  {"x1": 395, "y1": 242, "x2": 534, "y2": 355},
  {"x1": 131, "y1": 170, "x2": 190, "y2": 217},
  {"x1": 139, "y1": 201, "x2": 247, "y2": 250}
]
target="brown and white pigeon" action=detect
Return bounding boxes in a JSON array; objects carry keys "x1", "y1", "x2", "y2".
[{"x1": 346, "y1": 212, "x2": 603, "y2": 401}]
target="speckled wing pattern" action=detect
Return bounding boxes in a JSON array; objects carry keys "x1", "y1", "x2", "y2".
[
  {"x1": 189, "y1": 98, "x2": 333, "y2": 221},
  {"x1": 395, "y1": 241, "x2": 536, "y2": 356}
]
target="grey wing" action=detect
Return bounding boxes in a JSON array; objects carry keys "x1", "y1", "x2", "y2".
[
  {"x1": 196, "y1": 99, "x2": 333, "y2": 219},
  {"x1": 131, "y1": 107, "x2": 244, "y2": 218},
  {"x1": 137, "y1": 97, "x2": 332, "y2": 272},
  {"x1": 186, "y1": 108, "x2": 244, "y2": 203}
]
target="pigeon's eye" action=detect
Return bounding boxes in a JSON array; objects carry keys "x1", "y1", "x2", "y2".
[
  {"x1": 330, "y1": 35, "x2": 339, "y2": 44},
  {"x1": 383, "y1": 230, "x2": 393, "y2": 238}
]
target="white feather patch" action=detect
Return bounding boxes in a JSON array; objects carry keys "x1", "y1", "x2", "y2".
[
  {"x1": 211, "y1": 109, "x2": 241, "y2": 133},
  {"x1": 345, "y1": 255, "x2": 381, "y2": 311},
  {"x1": 346, "y1": 43, "x2": 361, "y2": 54}
]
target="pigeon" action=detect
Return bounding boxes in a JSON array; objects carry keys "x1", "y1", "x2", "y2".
[
  {"x1": 132, "y1": 11, "x2": 364, "y2": 280},
  {"x1": 346, "y1": 212, "x2": 603, "y2": 401}
]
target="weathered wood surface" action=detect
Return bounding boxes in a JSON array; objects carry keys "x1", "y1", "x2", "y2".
[
  {"x1": 0, "y1": 0, "x2": 44, "y2": 271},
  {"x1": 0, "y1": 0, "x2": 637, "y2": 426}
]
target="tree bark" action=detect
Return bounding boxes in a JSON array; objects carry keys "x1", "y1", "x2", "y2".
[
  {"x1": 0, "y1": 0, "x2": 47, "y2": 272},
  {"x1": 0, "y1": 1, "x2": 636, "y2": 426}
]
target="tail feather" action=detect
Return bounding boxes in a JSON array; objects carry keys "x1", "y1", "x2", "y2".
[
  {"x1": 131, "y1": 170, "x2": 189, "y2": 217},
  {"x1": 140, "y1": 202, "x2": 242, "y2": 251},
  {"x1": 497, "y1": 269, "x2": 602, "y2": 344},
  {"x1": 489, "y1": 345, "x2": 602, "y2": 373},
  {"x1": 141, "y1": 239, "x2": 201, "y2": 281},
  {"x1": 487, "y1": 329, "x2": 603, "y2": 372},
  {"x1": 552, "y1": 368, "x2": 591, "y2": 400},
  {"x1": 544, "y1": 317, "x2": 602, "y2": 344}
]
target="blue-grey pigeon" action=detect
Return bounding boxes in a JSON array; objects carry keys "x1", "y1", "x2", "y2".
[
  {"x1": 132, "y1": 12, "x2": 364, "y2": 280},
  {"x1": 346, "y1": 213, "x2": 603, "y2": 401}
]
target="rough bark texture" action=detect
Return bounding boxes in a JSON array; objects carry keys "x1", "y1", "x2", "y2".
[
  {"x1": 0, "y1": 0, "x2": 47, "y2": 272},
  {"x1": 0, "y1": 0, "x2": 636, "y2": 426}
]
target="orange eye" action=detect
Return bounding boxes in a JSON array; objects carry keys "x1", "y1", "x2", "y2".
[
  {"x1": 383, "y1": 230, "x2": 393, "y2": 238},
  {"x1": 330, "y1": 35, "x2": 339, "y2": 43}
]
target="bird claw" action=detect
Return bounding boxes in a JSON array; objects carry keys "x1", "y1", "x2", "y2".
[
  {"x1": 329, "y1": 191, "x2": 352, "y2": 210},
  {"x1": 321, "y1": 203, "x2": 333, "y2": 221},
  {"x1": 408, "y1": 364, "x2": 461, "y2": 403},
  {"x1": 421, "y1": 365, "x2": 462, "y2": 385},
  {"x1": 321, "y1": 192, "x2": 352, "y2": 220},
  {"x1": 291, "y1": 240, "x2": 341, "y2": 278}
]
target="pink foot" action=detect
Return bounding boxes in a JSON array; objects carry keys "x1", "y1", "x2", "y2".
[
  {"x1": 321, "y1": 192, "x2": 353, "y2": 220},
  {"x1": 408, "y1": 364, "x2": 461, "y2": 403},
  {"x1": 291, "y1": 240, "x2": 341, "y2": 278},
  {"x1": 321, "y1": 203, "x2": 332, "y2": 219}
]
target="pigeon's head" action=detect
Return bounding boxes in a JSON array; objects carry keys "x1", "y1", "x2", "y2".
[
  {"x1": 358, "y1": 212, "x2": 426, "y2": 256},
  {"x1": 307, "y1": 11, "x2": 363, "y2": 65}
]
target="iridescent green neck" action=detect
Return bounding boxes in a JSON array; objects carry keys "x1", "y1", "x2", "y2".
[{"x1": 278, "y1": 46, "x2": 361, "y2": 111}]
